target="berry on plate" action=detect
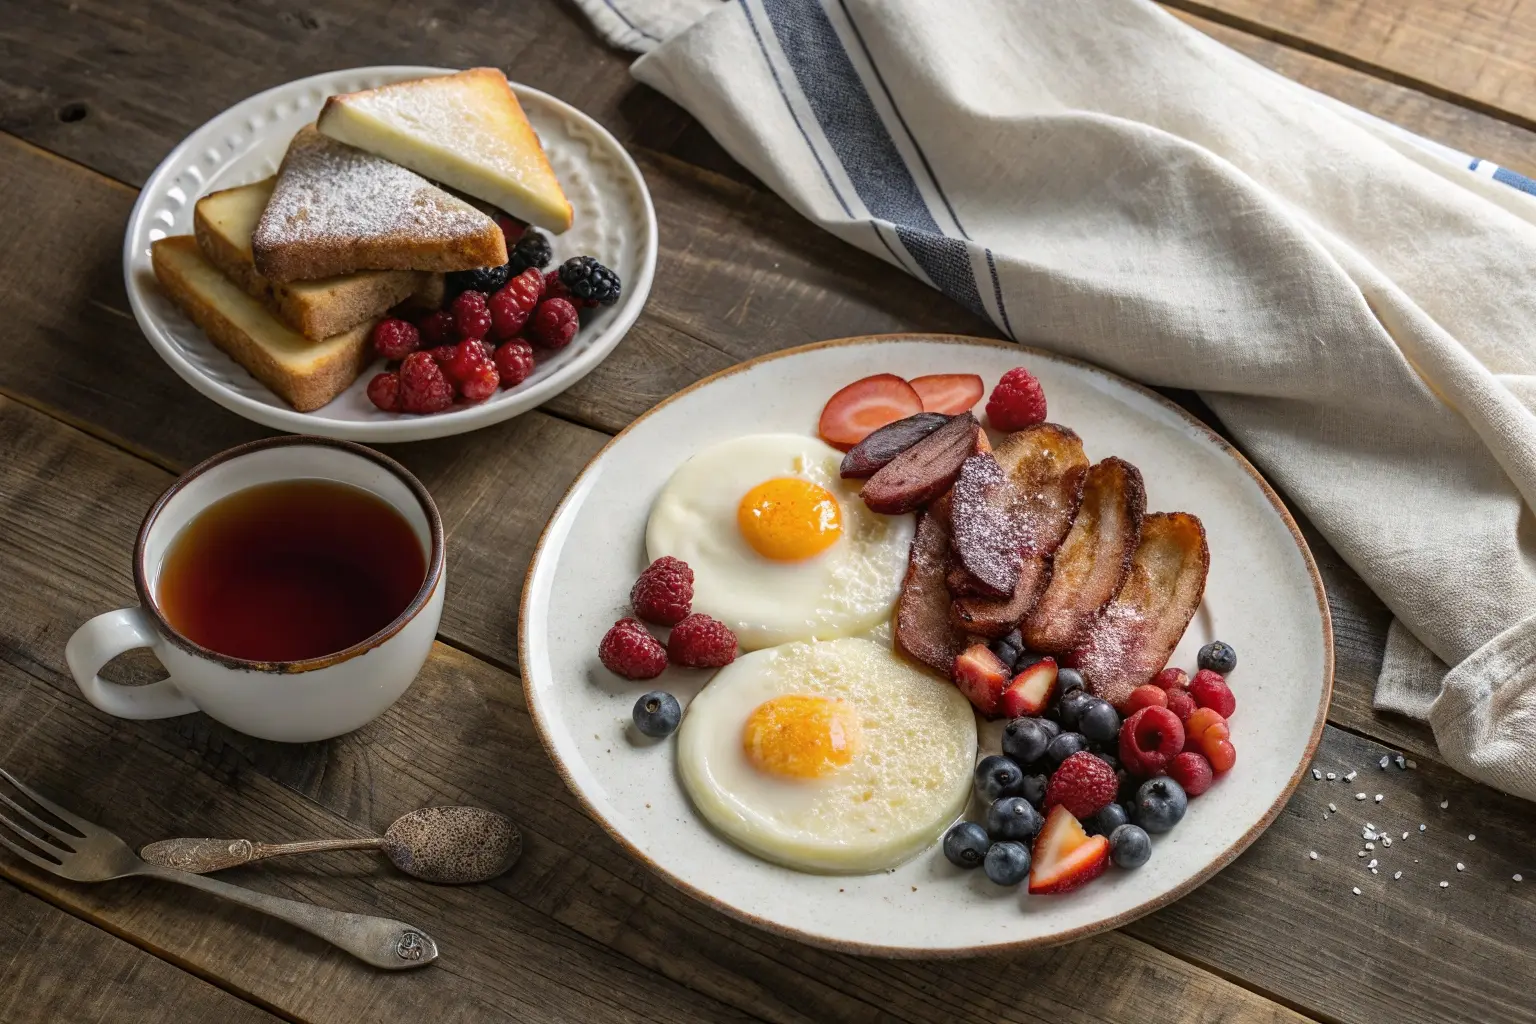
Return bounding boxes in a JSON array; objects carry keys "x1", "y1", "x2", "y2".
[
  {"x1": 1189, "y1": 668, "x2": 1237, "y2": 718},
  {"x1": 817, "y1": 374, "x2": 925, "y2": 450},
  {"x1": 1045, "y1": 751, "x2": 1118, "y2": 818},
  {"x1": 942, "y1": 821, "x2": 990, "y2": 869},
  {"x1": 1108, "y1": 823, "x2": 1152, "y2": 868},
  {"x1": 1084, "y1": 801, "x2": 1129, "y2": 837},
  {"x1": 1118, "y1": 706, "x2": 1186, "y2": 777},
  {"x1": 446, "y1": 262, "x2": 511, "y2": 298},
  {"x1": 1184, "y1": 707, "x2": 1236, "y2": 772},
  {"x1": 667, "y1": 613, "x2": 738, "y2": 668},
  {"x1": 450, "y1": 289, "x2": 493, "y2": 341},
  {"x1": 986, "y1": 366, "x2": 1048, "y2": 432},
  {"x1": 1123, "y1": 684, "x2": 1169, "y2": 713},
  {"x1": 1056, "y1": 687, "x2": 1094, "y2": 729},
  {"x1": 1132, "y1": 776, "x2": 1188, "y2": 833},
  {"x1": 986, "y1": 796, "x2": 1043, "y2": 842},
  {"x1": 1077, "y1": 698, "x2": 1120, "y2": 744},
  {"x1": 528, "y1": 297, "x2": 579, "y2": 349},
  {"x1": 1167, "y1": 750, "x2": 1215, "y2": 796},
  {"x1": 1152, "y1": 666, "x2": 1189, "y2": 690},
  {"x1": 490, "y1": 267, "x2": 545, "y2": 340},
  {"x1": 1046, "y1": 731, "x2": 1089, "y2": 767},
  {"x1": 630, "y1": 555, "x2": 694, "y2": 626},
  {"x1": 1198, "y1": 640, "x2": 1237, "y2": 674},
  {"x1": 416, "y1": 308, "x2": 457, "y2": 348},
  {"x1": 1001, "y1": 717, "x2": 1053, "y2": 765},
  {"x1": 984, "y1": 840, "x2": 1032, "y2": 886},
  {"x1": 1001, "y1": 657, "x2": 1057, "y2": 718},
  {"x1": 974, "y1": 754, "x2": 1026, "y2": 803},
  {"x1": 1018, "y1": 772, "x2": 1048, "y2": 808},
  {"x1": 558, "y1": 254, "x2": 622, "y2": 305},
  {"x1": 398, "y1": 351, "x2": 455, "y2": 414},
  {"x1": 1165, "y1": 687, "x2": 1198, "y2": 722},
  {"x1": 908, "y1": 373, "x2": 984, "y2": 415},
  {"x1": 951, "y1": 643, "x2": 1010, "y2": 717},
  {"x1": 1028, "y1": 805, "x2": 1110, "y2": 894},
  {"x1": 366, "y1": 371, "x2": 401, "y2": 411},
  {"x1": 371, "y1": 317, "x2": 420, "y2": 360},
  {"x1": 632, "y1": 690, "x2": 682, "y2": 738},
  {"x1": 493, "y1": 340, "x2": 536, "y2": 387},
  {"x1": 1055, "y1": 666, "x2": 1086, "y2": 694},
  {"x1": 456, "y1": 358, "x2": 500, "y2": 403},
  {"x1": 988, "y1": 629, "x2": 1025, "y2": 673},
  {"x1": 599, "y1": 618, "x2": 667, "y2": 680},
  {"x1": 510, "y1": 231, "x2": 554, "y2": 274}
]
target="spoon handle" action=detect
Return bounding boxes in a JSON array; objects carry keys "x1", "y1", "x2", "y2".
[{"x1": 140, "y1": 836, "x2": 385, "y2": 874}]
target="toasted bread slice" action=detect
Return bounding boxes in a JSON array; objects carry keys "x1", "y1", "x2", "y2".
[
  {"x1": 1023, "y1": 457, "x2": 1146, "y2": 654},
  {"x1": 950, "y1": 559, "x2": 1048, "y2": 639},
  {"x1": 317, "y1": 68, "x2": 573, "y2": 233},
  {"x1": 252, "y1": 125, "x2": 506, "y2": 283},
  {"x1": 196, "y1": 177, "x2": 441, "y2": 339},
  {"x1": 1067, "y1": 512, "x2": 1209, "y2": 708},
  {"x1": 151, "y1": 236, "x2": 373, "y2": 412},
  {"x1": 894, "y1": 497, "x2": 970, "y2": 677}
]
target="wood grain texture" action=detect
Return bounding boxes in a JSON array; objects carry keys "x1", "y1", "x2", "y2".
[
  {"x1": 0, "y1": 395, "x2": 1304, "y2": 1024},
  {"x1": 1173, "y1": 0, "x2": 1536, "y2": 129},
  {"x1": 0, "y1": 880, "x2": 280, "y2": 1024}
]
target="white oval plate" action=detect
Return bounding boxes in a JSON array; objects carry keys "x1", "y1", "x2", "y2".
[
  {"x1": 124, "y1": 66, "x2": 656, "y2": 442},
  {"x1": 520, "y1": 335, "x2": 1331, "y2": 956}
]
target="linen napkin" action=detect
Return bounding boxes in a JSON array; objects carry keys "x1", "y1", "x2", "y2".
[{"x1": 579, "y1": 0, "x2": 1536, "y2": 802}]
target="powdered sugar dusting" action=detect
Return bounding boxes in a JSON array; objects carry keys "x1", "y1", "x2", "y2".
[{"x1": 254, "y1": 127, "x2": 493, "y2": 251}]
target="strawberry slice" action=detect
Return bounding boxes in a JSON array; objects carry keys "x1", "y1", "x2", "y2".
[
  {"x1": 1028, "y1": 805, "x2": 1111, "y2": 894},
  {"x1": 1001, "y1": 657, "x2": 1058, "y2": 718},
  {"x1": 818, "y1": 374, "x2": 924, "y2": 450},
  {"x1": 951, "y1": 643, "x2": 1010, "y2": 717},
  {"x1": 909, "y1": 374, "x2": 984, "y2": 415}
]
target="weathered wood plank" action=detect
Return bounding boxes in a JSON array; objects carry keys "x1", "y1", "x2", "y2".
[
  {"x1": 1172, "y1": 0, "x2": 1536, "y2": 130},
  {"x1": 0, "y1": 880, "x2": 280, "y2": 1024},
  {"x1": 0, "y1": 394, "x2": 1304, "y2": 1024}
]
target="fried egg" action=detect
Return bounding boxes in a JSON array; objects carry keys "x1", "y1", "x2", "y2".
[
  {"x1": 677, "y1": 638, "x2": 977, "y2": 873},
  {"x1": 646, "y1": 434, "x2": 915, "y2": 650}
]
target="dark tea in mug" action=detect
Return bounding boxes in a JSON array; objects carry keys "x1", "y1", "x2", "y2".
[{"x1": 157, "y1": 479, "x2": 426, "y2": 662}]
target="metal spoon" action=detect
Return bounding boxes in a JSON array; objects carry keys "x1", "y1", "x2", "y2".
[{"x1": 139, "y1": 806, "x2": 521, "y2": 885}]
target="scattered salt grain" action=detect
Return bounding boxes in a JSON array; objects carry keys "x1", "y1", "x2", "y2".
[
  {"x1": 1383, "y1": 837, "x2": 1393, "y2": 847},
  {"x1": 1440, "y1": 800, "x2": 1449, "y2": 809},
  {"x1": 1352, "y1": 887, "x2": 1362, "y2": 895},
  {"x1": 1345, "y1": 771, "x2": 1359, "y2": 782},
  {"x1": 1371, "y1": 868, "x2": 1379, "y2": 874},
  {"x1": 1356, "y1": 793, "x2": 1368, "y2": 800},
  {"x1": 1468, "y1": 834, "x2": 1476, "y2": 842},
  {"x1": 1457, "y1": 863, "x2": 1465, "y2": 871},
  {"x1": 1358, "y1": 851, "x2": 1367, "y2": 858},
  {"x1": 1363, "y1": 828, "x2": 1379, "y2": 841},
  {"x1": 1366, "y1": 822, "x2": 1376, "y2": 830},
  {"x1": 1309, "y1": 851, "x2": 1318, "y2": 860},
  {"x1": 1393, "y1": 871, "x2": 1402, "y2": 880},
  {"x1": 1328, "y1": 802, "x2": 1338, "y2": 812},
  {"x1": 1440, "y1": 881, "x2": 1449, "y2": 888},
  {"x1": 1419, "y1": 824, "x2": 1427, "y2": 832},
  {"x1": 1366, "y1": 842, "x2": 1376, "y2": 851},
  {"x1": 1326, "y1": 772, "x2": 1337, "y2": 780},
  {"x1": 1395, "y1": 755, "x2": 1407, "y2": 770},
  {"x1": 1380, "y1": 755, "x2": 1390, "y2": 769},
  {"x1": 1375, "y1": 794, "x2": 1385, "y2": 803},
  {"x1": 1368, "y1": 858, "x2": 1378, "y2": 869},
  {"x1": 1403, "y1": 832, "x2": 1410, "y2": 840},
  {"x1": 1516, "y1": 874, "x2": 1524, "y2": 882},
  {"x1": 1407, "y1": 760, "x2": 1418, "y2": 769},
  {"x1": 1312, "y1": 769, "x2": 1322, "y2": 780}
]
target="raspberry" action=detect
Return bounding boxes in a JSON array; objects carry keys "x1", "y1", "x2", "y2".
[
  {"x1": 598, "y1": 618, "x2": 667, "y2": 680},
  {"x1": 986, "y1": 366, "x2": 1048, "y2": 432},
  {"x1": 1118, "y1": 706, "x2": 1185, "y2": 777},
  {"x1": 667, "y1": 613, "x2": 737, "y2": 668},
  {"x1": 1152, "y1": 667, "x2": 1189, "y2": 690},
  {"x1": 528, "y1": 297, "x2": 579, "y2": 349},
  {"x1": 398, "y1": 351, "x2": 455, "y2": 414},
  {"x1": 451, "y1": 290, "x2": 493, "y2": 341},
  {"x1": 428, "y1": 345, "x2": 457, "y2": 367},
  {"x1": 1189, "y1": 669, "x2": 1237, "y2": 718},
  {"x1": 371, "y1": 317, "x2": 420, "y2": 360},
  {"x1": 366, "y1": 371, "x2": 402, "y2": 411},
  {"x1": 416, "y1": 309, "x2": 457, "y2": 348},
  {"x1": 490, "y1": 268, "x2": 544, "y2": 340},
  {"x1": 509, "y1": 230, "x2": 553, "y2": 273},
  {"x1": 1167, "y1": 751, "x2": 1215, "y2": 797},
  {"x1": 1122, "y1": 684, "x2": 1168, "y2": 714},
  {"x1": 494, "y1": 213, "x2": 525, "y2": 249},
  {"x1": 452, "y1": 346, "x2": 500, "y2": 402},
  {"x1": 630, "y1": 556, "x2": 694, "y2": 626},
  {"x1": 494, "y1": 340, "x2": 536, "y2": 387},
  {"x1": 558, "y1": 255, "x2": 622, "y2": 305},
  {"x1": 1165, "y1": 687, "x2": 1197, "y2": 722},
  {"x1": 444, "y1": 338, "x2": 488, "y2": 383},
  {"x1": 1044, "y1": 751, "x2": 1118, "y2": 818}
]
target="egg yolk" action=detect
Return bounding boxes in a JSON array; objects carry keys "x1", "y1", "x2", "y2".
[
  {"x1": 742, "y1": 694, "x2": 862, "y2": 779},
  {"x1": 737, "y1": 478, "x2": 842, "y2": 561}
]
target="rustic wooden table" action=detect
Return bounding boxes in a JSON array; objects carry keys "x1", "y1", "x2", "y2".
[{"x1": 1, "y1": 2, "x2": 1534, "y2": 1021}]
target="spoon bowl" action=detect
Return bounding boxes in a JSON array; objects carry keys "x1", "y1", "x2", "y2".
[{"x1": 383, "y1": 806, "x2": 522, "y2": 885}]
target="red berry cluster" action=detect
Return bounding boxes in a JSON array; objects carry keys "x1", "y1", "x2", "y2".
[
  {"x1": 597, "y1": 557, "x2": 739, "y2": 680},
  {"x1": 1119, "y1": 660, "x2": 1238, "y2": 797},
  {"x1": 364, "y1": 233, "x2": 606, "y2": 415}
]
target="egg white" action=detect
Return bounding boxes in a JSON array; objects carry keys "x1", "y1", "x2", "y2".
[
  {"x1": 677, "y1": 638, "x2": 977, "y2": 874},
  {"x1": 645, "y1": 434, "x2": 915, "y2": 650}
]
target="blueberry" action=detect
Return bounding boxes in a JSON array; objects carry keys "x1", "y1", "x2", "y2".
[
  {"x1": 942, "y1": 821, "x2": 991, "y2": 869},
  {"x1": 973, "y1": 754, "x2": 1025, "y2": 803},
  {"x1": 1018, "y1": 773, "x2": 1048, "y2": 808},
  {"x1": 1109, "y1": 824, "x2": 1152, "y2": 868},
  {"x1": 1198, "y1": 641, "x2": 1237, "y2": 674},
  {"x1": 983, "y1": 840, "x2": 1032, "y2": 886},
  {"x1": 1016, "y1": 651, "x2": 1045, "y2": 672},
  {"x1": 1077, "y1": 698, "x2": 1120, "y2": 744},
  {"x1": 1085, "y1": 802, "x2": 1130, "y2": 837},
  {"x1": 1001, "y1": 717, "x2": 1052, "y2": 764},
  {"x1": 1055, "y1": 666, "x2": 1086, "y2": 694},
  {"x1": 632, "y1": 691, "x2": 681, "y2": 738},
  {"x1": 989, "y1": 630, "x2": 1024, "y2": 672},
  {"x1": 986, "y1": 796, "x2": 1043, "y2": 842},
  {"x1": 1038, "y1": 717, "x2": 1062, "y2": 741},
  {"x1": 1046, "y1": 731, "x2": 1088, "y2": 767},
  {"x1": 1132, "y1": 777, "x2": 1188, "y2": 834},
  {"x1": 1056, "y1": 688, "x2": 1094, "y2": 729},
  {"x1": 1094, "y1": 751, "x2": 1120, "y2": 773}
]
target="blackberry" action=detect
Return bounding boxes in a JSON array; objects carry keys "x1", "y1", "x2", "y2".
[
  {"x1": 509, "y1": 231, "x2": 553, "y2": 273},
  {"x1": 446, "y1": 262, "x2": 512, "y2": 298},
  {"x1": 559, "y1": 255, "x2": 622, "y2": 305}
]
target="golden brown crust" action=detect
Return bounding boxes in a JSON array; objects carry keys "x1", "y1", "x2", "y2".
[
  {"x1": 1067, "y1": 511, "x2": 1209, "y2": 708},
  {"x1": 151, "y1": 236, "x2": 373, "y2": 412},
  {"x1": 1023, "y1": 457, "x2": 1146, "y2": 654},
  {"x1": 254, "y1": 223, "x2": 504, "y2": 283},
  {"x1": 950, "y1": 557, "x2": 1049, "y2": 639}
]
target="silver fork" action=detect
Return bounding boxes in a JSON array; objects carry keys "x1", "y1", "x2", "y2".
[{"x1": 0, "y1": 768, "x2": 438, "y2": 970}]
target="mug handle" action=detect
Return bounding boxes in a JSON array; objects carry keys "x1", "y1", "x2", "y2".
[{"x1": 64, "y1": 608, "x2": 199, "y2": 720}]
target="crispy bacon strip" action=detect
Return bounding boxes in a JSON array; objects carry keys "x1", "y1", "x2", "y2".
[
  {"x1": 894, "y1": 498, "x2": 969, "y2": 675},
  {"x1": 1023, "y1": 457, "x2": 1145, "y2": 654},
  {"x1": 1066, "y1": 512, "x2": 1209, "y2": 708}
]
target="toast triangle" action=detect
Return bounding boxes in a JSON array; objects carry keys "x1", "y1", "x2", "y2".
[
  {"x1": 316, "y1": 68, "x2": 574, "y2": 233},
  {"x1": 252, "y1": 125, "x2": 506, "y2": 283}
]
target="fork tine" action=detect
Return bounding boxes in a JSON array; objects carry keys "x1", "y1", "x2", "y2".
[
  {"x1": 0, "y1": 790, "x2": 78, "y2": 849},
  {"x1": 0, "y1": 768, "x2": 92, "y2": 836},
  {"x1": 0, "y1": 827, "x2": 65, "y2": 871}
]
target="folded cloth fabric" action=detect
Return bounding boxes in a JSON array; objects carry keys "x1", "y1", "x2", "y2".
[{"x1": 591, "y1": 0, "x2": 1536, "y2": 800}]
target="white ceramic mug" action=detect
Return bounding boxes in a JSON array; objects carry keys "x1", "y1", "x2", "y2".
[{"x1": 65, "y1": 436, "x2": 446, "y2": 743}]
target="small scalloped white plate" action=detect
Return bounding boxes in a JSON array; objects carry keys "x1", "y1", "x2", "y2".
[
  {"x1": 520, "y1": 335, "x2": 1332, "y2": 957},
  {"x1": 124, "y1": 66, "x2": 656, "y2": 442}
]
